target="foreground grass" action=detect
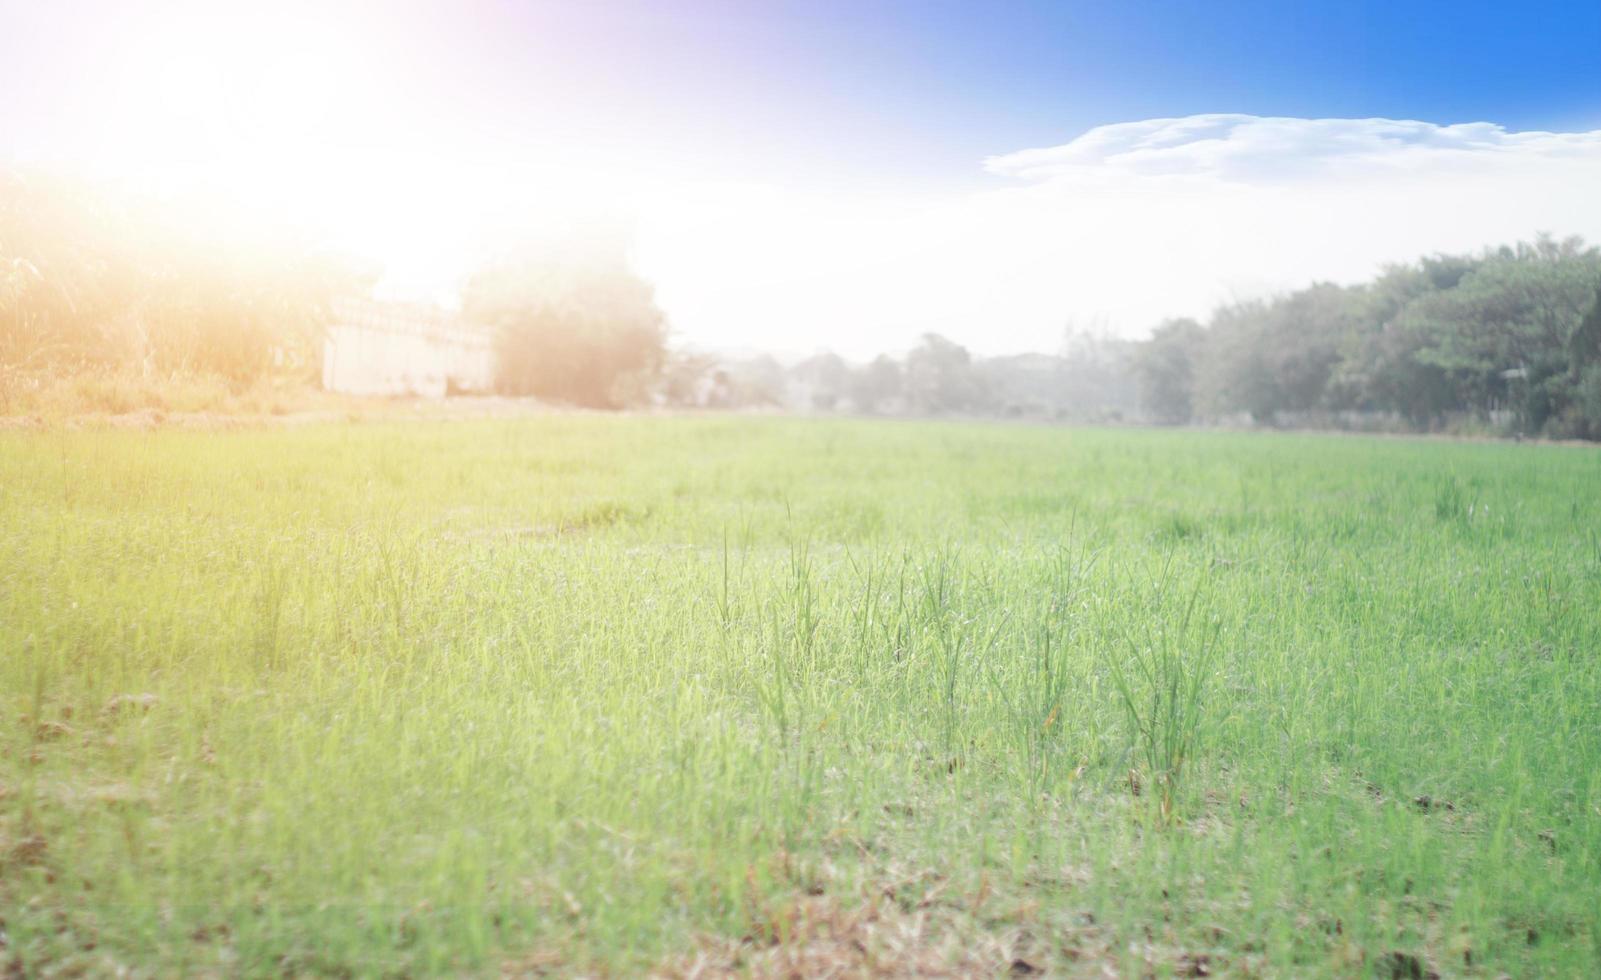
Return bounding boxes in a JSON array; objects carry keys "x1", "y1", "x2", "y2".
[{"x1": 1, "y1": 417, "x2": 1598, "y2": 976}]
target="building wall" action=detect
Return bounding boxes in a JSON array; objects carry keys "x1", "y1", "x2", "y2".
[{"x1": 322, "y1": 300, "x2": 495, "y2": 397}]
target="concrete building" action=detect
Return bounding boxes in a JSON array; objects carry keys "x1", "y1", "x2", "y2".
[{"x1": 321, "y1": 298, "x2": 495, "y2": 397}]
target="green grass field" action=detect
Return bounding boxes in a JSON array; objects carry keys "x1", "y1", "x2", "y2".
[{"x1": 2, "y1": 417, "x2": 1599, "y2": 976}]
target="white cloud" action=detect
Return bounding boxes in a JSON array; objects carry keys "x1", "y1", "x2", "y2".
[
  {"x1": 984, "y1": 114, "x2": 1601, "y2": 182},
  {"x1": 639, "y1": 115, "x2": 1601, "y2": 358}
]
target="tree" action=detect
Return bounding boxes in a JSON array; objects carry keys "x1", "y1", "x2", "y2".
[
  {"x1": 1134, "y1": 318, "x2": 1204, "y2": 423},
  {"x1": 1568, "y1": 283, "x2": 1601, "y2": 375},
  {"x1": 1196, "y1": 284, "x2": 1359, "y2": 424},
  {"x1": 1053, "y1": 329, "x2": 1139, "y2": 421},
  {"x1": 719, "y1": 355, "x2": 787, "y2": 407},
  {"x1": 849, "y1": 354, "x2": 903, "y2": 414},
  {"x1": 1132, "y1": 236, "x2": 1601, "y2": 439},
  {"x1": 463, "y1": 239, "x2": 667, "y2": 409},
  {"x1": 1384, "y1": 236, "x2": 1600, "y2": 433},
  {"x1": 905, "y1": 333, "x2": 986, "y2": 414},
  {"x1": 1567, "y1": 285, "x2": 1601, "y2": 438},
  {"x1": 1325, "y1": 260, "x2": 1464, "y2": 420},
  {"x1": 657, "y1": 348, "x2": 724, "y2": 407},
  {"x1": 789, "y1": 351, "x2": 851, "y2": 411}
]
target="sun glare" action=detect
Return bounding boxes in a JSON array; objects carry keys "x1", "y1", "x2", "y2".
[{"x1": 77, "y1": 4, "x2": 492, "y2": 296}]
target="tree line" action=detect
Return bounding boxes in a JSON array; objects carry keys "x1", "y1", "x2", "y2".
[
  {"x1": 1134, "y1": 235, "x2": 1601, "y2": 439},
  {"x1": 668, "y1": 331, "x2": 1140, "y2": 422},
  {"x1": 5, "y1": 173, "x2": 1600, "y2": 437},
  {"x1": 677, "y1": 235, "x2": 1601, "y2": 441}
]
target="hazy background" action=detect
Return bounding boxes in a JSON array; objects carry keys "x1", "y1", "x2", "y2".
[{"x1": 6, "y1": 0, "x2": 1600, "y2": 358}]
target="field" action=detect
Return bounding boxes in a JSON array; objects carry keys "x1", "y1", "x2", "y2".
[{"x1": 1, "y1": 417, "x2": 1599, "y2": 977}]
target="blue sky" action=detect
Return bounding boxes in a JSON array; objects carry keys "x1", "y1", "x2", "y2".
[
  {"x1": 455, "y1": 0, "x2": 1601, "y2": 187},
  {"x1": 4, "y1": 0, "x2": 1601, "y2": 354}
]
